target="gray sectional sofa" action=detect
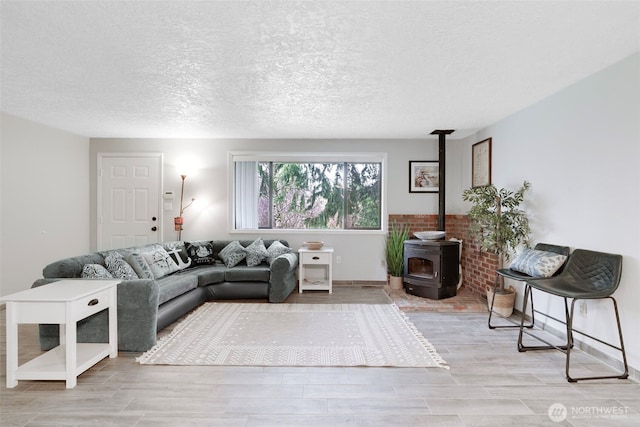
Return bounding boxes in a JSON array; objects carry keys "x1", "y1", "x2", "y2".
[{"x1": 32, "y1": 239, "x2": 298, "y2": 352}]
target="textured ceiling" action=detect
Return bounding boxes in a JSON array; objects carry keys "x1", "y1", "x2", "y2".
[{"x1": 1, "y1": 1, "x2": 639, "y2": 139}]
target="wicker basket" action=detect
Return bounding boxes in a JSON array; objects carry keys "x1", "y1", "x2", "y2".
[
  {"x1": 304, "y1": 241, "x2": 324, "y2": 250},
  {"x1": 486, "y1": 286, "x2": 516, "y2": 318}
]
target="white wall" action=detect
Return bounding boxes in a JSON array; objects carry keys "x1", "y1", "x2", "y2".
[
  {"x1": 89, "y1": 138, "x2": 456, "y2": 281},
  {"x1": 452, "y1": 53, "x2": 640, "y2": 374},
  {"x1": 0, "y1": 113, "x2": 90, "y2": 296}
]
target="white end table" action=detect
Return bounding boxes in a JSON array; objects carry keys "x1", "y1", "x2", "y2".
[
  {"x1": 298, "y1": 247, "x2": 334, "y2": 293},
  {"x1": 1, "y1": 279, "x2": 119, "y2": 389}
]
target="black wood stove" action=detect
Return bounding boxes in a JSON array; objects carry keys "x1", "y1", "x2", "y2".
[{"x1": 403, "y1": 239, "x2": 460, "y2": 300}]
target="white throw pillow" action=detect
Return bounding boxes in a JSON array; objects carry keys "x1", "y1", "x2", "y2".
[{"x1": 139, "y1": 245, "x2": 180, "y2": 279}]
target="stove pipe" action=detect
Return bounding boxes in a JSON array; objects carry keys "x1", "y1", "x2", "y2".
[{"x1": 430, "y1": 129, "x2": 455, "y2": 231}]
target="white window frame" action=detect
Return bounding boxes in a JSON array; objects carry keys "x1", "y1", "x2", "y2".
[{"x1": 228, "y1": 151, "x2": 388, "y2": 235}]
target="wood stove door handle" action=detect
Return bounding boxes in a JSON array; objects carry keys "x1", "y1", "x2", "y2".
[{"x1": 434, "y1": 272, "x2": 438, "y2": 278}]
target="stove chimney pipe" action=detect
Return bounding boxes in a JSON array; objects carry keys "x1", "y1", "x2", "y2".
[{"x1": 430, "y1": 129, "x2": 455, "y2": 231}]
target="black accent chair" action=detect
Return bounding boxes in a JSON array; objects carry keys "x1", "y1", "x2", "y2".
[
  {"x1": 518, "y1": 249, "x2": 628, "y2": 382},
  {"x1": 488, "y1": 243, "x2": 570, "y2": 329}
]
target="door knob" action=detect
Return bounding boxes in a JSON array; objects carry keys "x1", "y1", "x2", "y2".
[
  {"x1": 151, "y1": 226, "x2": 157, "y2": 231},
  {"x1": 152, "y1": 216, "x2": 157, "y2": 221}
]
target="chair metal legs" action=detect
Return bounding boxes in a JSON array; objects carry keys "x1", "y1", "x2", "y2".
[
  {"x1": 565, "y1": 297, "x2": 629, "y2": 382},
  {"x1": 488, "y1": 273, "x2": 534, "y2": 329},
  {"x1": 517, "y1": 285, "x2": 571, "y2": 352},
  {"x1": 517, "y1": 284, "x2": 629, "y2": 382}
]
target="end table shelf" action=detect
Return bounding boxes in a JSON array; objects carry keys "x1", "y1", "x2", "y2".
[
  {"x1": 1, "y1": 279, "x2": 119, "y2": 389},
  {"x1": 15, "y1": 343, "x2": 112, "y2": 381}
]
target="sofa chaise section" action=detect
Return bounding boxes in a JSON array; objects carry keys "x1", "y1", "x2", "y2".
[{"x1": 33, "y1": 239, "x2": 298, "y2": 352}]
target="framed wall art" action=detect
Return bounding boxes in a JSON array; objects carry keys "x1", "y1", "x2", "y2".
[
  {"x1": 472, "y1": 138, "x2": 492, "y2": 188},
  {"x1": 409, "y1": 160, "x2": 439, "y2": 193}
]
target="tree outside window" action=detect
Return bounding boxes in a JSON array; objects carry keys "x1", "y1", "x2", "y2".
[{"x1": 237, "y1": 160, "x2": 381, "y2": 230}]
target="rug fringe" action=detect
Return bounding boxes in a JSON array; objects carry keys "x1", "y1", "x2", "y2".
[{"x1": 391, "y1": 303, "x2": 450, "y2": 370}]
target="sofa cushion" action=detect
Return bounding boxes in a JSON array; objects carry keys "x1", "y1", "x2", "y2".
[
  {"x1": 219, "y1": 241, "x2": 247, "y2": 268},
  {"x1": 81, "y1": 264, "x2": 113, "y2": 279},
  {"x1": 266, "y1": 240, "x2": 293, "y2": 265},
  {"x1": 185, "y1": 241, "x2": 216, "y2": 265},
  {"x1": 139, "y1": 245, "x2": 180, "y2": 279},
  {"x1": 155, "y1": 274, "x2": 198, "y2": 305},
  {"x1": 190, "y1": 265, "x2": 226, "y2": 287},
  {"x1": 224, "y1": 265, "x2": 270, "y2": 282},
  {"x1": 245, "y1": 238, "x2": 269, "y2": 267}
]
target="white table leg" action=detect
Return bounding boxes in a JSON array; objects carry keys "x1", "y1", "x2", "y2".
[
  {"x1": 6, "y1": 302, "x2": 18, "y2": 388},
  {"x1": 108, "y1": 288, "x2": 118, "y2": 358},
  {"x1": 59, "y1": 323, "x2": 66, "y2": 346},
  {"x1": 64, "y1": 302, "x2": 77, "y2": 389}
]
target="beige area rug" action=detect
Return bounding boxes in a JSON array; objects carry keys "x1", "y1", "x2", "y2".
[{"x1": 137, "y1": 303, "x2": 448, "y2": 369}]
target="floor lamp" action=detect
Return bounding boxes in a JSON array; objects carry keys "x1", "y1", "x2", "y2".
[{"x1": 175, "y1": 174, "x2": 195, "y2": 241}]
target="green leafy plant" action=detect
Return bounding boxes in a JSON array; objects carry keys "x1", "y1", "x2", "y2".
[
  {"x1": 462, "y1": 181, "x2": 531, "y2": 292},
  {"x1": 386, "y1": 222, "x2": 410, "y2": 277}
]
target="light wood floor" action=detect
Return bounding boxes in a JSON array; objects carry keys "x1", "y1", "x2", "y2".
[{"x1": 1, "y1": 285, "x2": 638, "y2": 426}]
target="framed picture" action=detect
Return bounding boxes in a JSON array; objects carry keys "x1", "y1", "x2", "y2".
[
  {"x1": 409, "y1": 161, "x2": 439, "y2": 193},
  {"x1": 472, "y1": 138, "x2": 492, "y2": 187}
]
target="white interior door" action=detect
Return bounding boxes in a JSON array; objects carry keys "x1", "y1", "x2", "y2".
[{"x1": 98, "y1": 154, "x2": 162, "y2": 250}]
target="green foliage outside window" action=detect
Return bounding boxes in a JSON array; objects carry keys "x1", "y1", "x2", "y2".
[{"x1": 257, "y1": 162, "x2": 381, "y2": 230}]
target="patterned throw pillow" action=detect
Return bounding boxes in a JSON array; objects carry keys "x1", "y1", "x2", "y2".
[
  {"x1": 139, "y1": 245, "x2": 180, "y2": 279},
  {"x1": 104, "y1": 252, "x2": 139, "y2": 280},
  {"x1": 219, "y1": 241, "x2": 247, "y2": 268},
  {"x1": 185, "y1": 241, "x2": 216, "y2": 265},
  {"x1": 82, "y1": 264, "x2": 114, "y2": 279},
  {"x1": 266, "y1": 240, "x2": 292, "y2": 265},
  {"x1": 125, "y1": 252, "x2": 155, "y2": 279},
  {"x1": 509, "y1": 248, "x2": 567, "y2": 278},
  {"x1": 245, "y1": 238, "x2": 269, "y2": 267},
  {"x1": 164, "y1": 241, "x2": 192, "y2": 269}
]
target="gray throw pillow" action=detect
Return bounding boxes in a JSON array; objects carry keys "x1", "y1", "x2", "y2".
[
  {"x1": 266, "y1": 240, "x2": 292, "y2": 265},
  {"x1": 245, "y1": 238, "x2": 269, "y2": 267},
  {"x1": 219, "y1": 241, "x2": 247, "y2": 268},
  {"x1": 125, "y1": 252, "x2": 155, "y2": 279}
]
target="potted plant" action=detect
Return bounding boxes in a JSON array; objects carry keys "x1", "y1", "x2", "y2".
[
  {"x1": 462, "y1": 181, "x2": 531, "y2": 316},
  {"x1": 386, "y1": 222, "x2": 410, "y2": 290}
]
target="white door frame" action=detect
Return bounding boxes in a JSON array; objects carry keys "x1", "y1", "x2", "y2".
[{"x1": 97, "y1": 152, "x2": 164, "y2": 250}]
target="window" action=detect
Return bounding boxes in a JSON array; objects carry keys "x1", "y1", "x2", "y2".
[{"x1": 232, "y1": 153, "x2": 385, "y2": 231}]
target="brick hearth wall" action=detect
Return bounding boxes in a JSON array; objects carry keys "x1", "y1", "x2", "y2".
[{"x1": 388, "y1": 214, "x2": 498, "y2": 297}]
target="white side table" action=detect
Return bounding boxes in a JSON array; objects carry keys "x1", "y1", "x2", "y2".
[
  {"x1": 1, "y1": 279, "x2": 119, "y2": 389},
  {"x1": 298, "y1": 247, "x2": 334, "y2": 293}
]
